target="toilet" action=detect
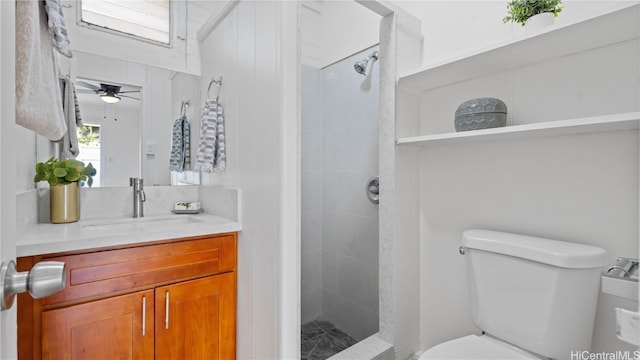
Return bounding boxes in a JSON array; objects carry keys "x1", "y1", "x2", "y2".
[{"x1": 421, "y1": 229, "x2": 608, "y2": 360}]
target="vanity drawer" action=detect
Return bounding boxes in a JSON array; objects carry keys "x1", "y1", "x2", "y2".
[{"x1": 33, "y1": 233, "x2": 237, "y2": 305}]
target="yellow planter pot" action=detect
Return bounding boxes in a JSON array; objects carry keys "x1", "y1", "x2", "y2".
[{"x1": 50, "y1": 183, "x2": 80, "y2": 224}]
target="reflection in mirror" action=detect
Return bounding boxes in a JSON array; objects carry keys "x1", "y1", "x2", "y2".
[
  {"x1": 35, "y1": 50, "x2": 202, "y2": 187},
  {"x1": 27, "y1": 1, "x2": 221, "y2": 188},
  {"x1": 75, "y1": 78, "x2": 142, "y2": 187}
]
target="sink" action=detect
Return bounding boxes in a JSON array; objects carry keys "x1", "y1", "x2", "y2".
[{"x1": 82, "y1": 215, "x2": 204, "y2": 230}]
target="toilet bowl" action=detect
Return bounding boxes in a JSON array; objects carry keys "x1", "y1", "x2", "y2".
[
  {"x1": 421, "y1": 229, "x2": 608, "y2": 360},
  {"x1": 420, "y1": 334, "x2": 544, "y2": 360}
]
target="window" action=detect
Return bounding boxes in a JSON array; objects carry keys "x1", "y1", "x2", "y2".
[
  {"x1": 79, "y1": 0, "x2": 171, "y2": 45},
  {"x1": 77, "y1": 124, "x2": 102, "y2": 187},
  {"x1": 78, "y1": 124, "x2": 100, "y2": 146}
]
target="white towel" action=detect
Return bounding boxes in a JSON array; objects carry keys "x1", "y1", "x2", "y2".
[
  {"x1": 16, "y1": 0, "x2": 66, "y2": 141},
  {"x1": 60, "y1": 78, "x2": 82, "y2": 159},
  {"x1": 43, "y1": 0, "x2": 72, "y2": 58},
  {"x1": 194, "y1": 99, "x2": 225, "y2": 172}
]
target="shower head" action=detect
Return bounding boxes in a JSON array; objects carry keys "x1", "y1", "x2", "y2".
[
  {"x1": 354, "y1": 51, "x2": 379, "y2": 76},
  {"x1": 354, "y1": 61, "x2": 368, "y2": 75}
]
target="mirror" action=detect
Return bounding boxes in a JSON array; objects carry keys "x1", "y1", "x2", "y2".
[
  {"x1": 33, "y1": 0, "x2": 222, "y2": 187},
  {"x1": 37, "y1": 51, "x2": 202, "y2": 187},
  {"x1": 75, "y1": 78, "x2": 142, "y2": 187}
]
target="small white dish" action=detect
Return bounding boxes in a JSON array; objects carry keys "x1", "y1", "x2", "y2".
[{"x1": 171, "y1": 209, "x2": 202, "y2": 214}]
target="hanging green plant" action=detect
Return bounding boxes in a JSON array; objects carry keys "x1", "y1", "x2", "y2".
[{"x1": 503, "y1": 0, "x2": 563, "y2": 26}]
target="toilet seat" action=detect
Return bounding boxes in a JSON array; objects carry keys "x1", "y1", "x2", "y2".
[{"x1": 419, "y1": 334, "x2": 543, "y2": 360}]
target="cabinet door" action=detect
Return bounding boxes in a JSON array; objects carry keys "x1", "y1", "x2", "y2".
[
  {"x1": 41, "y1": 290, "x2": 154, "y2": 360},
  {"x1": 155, "y1": 273, "x2": 236, "y2": 359}
]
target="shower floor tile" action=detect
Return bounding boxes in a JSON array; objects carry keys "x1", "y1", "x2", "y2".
[{"x1": 301, "y1": 319, "x2": 357, "y2": 360}]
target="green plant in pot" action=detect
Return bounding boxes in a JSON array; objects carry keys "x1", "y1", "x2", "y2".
[
  {"x1": 34, "y1": 157, "x2": 95, "y2": 224},
  {"x1": 503, "y1": 0, "x2": 563, "y2": 27}
]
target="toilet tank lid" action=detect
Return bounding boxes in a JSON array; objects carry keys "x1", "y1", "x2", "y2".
[{"x1": 462, "y1": 229, "x2": 608, "y2": 269}]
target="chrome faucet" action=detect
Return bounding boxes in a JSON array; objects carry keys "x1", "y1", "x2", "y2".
[{"x1": 129, "y1": 178, "x2": 146, "y2": 218}]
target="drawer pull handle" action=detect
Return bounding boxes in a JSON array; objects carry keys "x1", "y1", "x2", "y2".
[
  {"x1": 165, "y1": 291, "x2": 170, "y2": 329},
  {"x1": 141, "y1": 296, "x2": 146, "y2": 336}
]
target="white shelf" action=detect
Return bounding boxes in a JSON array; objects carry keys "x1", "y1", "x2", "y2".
[
  {"x1": 398, "y1": 4, "x2": 640, "y2": 93},
  {"x1": 397, "y1": 113, "x2": 640, "y2": 147}
]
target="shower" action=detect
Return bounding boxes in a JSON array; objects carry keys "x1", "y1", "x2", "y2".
[
  {"x1": 301, "y1": 45, "x2": 380, "y2": 358},
  {"x1": 354, "y1": 51, "x2": 379, "y2": 76}
]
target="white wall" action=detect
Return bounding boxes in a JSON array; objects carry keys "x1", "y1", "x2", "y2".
[
  {"x1": 301, "y1": 65, "x2": 324, "y2": 324},
  {"x1": 170, "y1": 72, "x2": 201, "y2": 171},
  {"x1": 198, "y1": 1, "x2": 292, "y2": 357},
  {"x1": 301, "y1": 0, "x2": 380, "y2": 68},
  {"x1": 1, "y1": 1, "x2": 18, "y2": 358},
  {"x1": 320, "y1": 47, "x2": 380, "y2": 341},
  {"x1": 16, "y1": 127, "x2": 36, "y2": 192},
  {"x1": 141, "y1": 66, "x2": 173, "y2": 186},
  {"x1": 395, "y1": 0, "x2": 634, "y2": 67},
  {"x1": 78, "y1": 104, "x2": 141, "y2": 187}
]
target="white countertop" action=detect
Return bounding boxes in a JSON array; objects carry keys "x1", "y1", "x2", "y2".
[{"x1": 17, "y1": 213, "x2": 242, "y2": 257}]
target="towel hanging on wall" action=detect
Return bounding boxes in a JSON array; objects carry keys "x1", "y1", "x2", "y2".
[
  {"x1": 16, "y1": 0, "x2": 67, "y2": 140},
  {"x1": 169, "y1": 116, "x2": 191, "y2": 172},
  {"x1": 194, "y1": 99, "x2": 225, "y2": 172},
  {"x1": 194, "y1": 100, "x2": 217, "y2": 172},
  {"x1": 59, "y1": 77, "x2": 83, "y2": 159},
  {"x1": 213, "y1": 100, "x2": 226, "y2": 172},
  {"x1": 43, "y1": 0, "x2": 72, "y2": 58}
]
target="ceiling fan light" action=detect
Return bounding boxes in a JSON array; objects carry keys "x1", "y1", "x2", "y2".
[{"x1": 100, "y1": 93, "x2": 121, "y2": 104}]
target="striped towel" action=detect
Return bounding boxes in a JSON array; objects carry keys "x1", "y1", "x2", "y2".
[
  {"x1": 72, "y1": 83, "x2": 82, "y2": 126},
  {"x1": 213, "y1": 101, "x2": 226, "y2": 172},
  {"x1": 195, "y1": 99, "x2": 225, "y2": 172},
  {"x1": 43, "y1": 0, "x2": 72, "y2": 58},
  {"x1": 60, "y1": 77, "x2": 82, "y2": 159},
  {"x1": 169, "y1": 116, "x2": 191, "y2": 172},
  {"x1": 195, "y1": 100, "x2": 217, "y2": 172}
]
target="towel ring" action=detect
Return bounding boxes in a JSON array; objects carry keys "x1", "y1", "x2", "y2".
[
  {"x1": 180, "y1": 100, "x2": 190, "y2": 117},
  {"x1": 207, "y1": 75, "x2": 223, "y2": 99}
]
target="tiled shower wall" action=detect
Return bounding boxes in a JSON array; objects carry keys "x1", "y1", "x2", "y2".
[
  {"x1": 301, "y1": 46, "x2": 380, "y2": 341},
  {"x1": 301, "y1": 65, "x2": 324, "y2": 324}
]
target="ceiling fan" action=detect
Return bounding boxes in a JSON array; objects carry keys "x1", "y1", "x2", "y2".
[{"x1": 76, "y1": 80, "x2": 141, "y2": 104}]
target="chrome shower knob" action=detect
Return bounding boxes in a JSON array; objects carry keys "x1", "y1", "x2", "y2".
[{"x1": 366, "y1": 176, "x2": 380, "y2": 204}]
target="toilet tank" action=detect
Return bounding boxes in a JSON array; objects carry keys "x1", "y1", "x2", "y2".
[{"x1": 462, "y1": 229, "x2": 608, "y2": 360}]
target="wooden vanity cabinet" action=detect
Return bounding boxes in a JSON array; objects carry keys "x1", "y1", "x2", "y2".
[
  {"x1": 41, "y1": 289, "x2": 155, "y2": 359},
  {"x1": 17, "y1": 233, "x2": 237, "y2": 360},
  {"x1": 155, "y1": 273, "x2": 236, "y2": 359}
]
